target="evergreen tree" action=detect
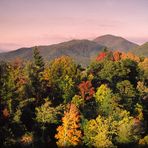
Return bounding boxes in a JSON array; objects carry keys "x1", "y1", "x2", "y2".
[
  {"x1": 33, "y1": 46, "x2": 44, "y2": 72},
  {"x1": 28, "y1": 47, "x2": 45, "y2": 100}
]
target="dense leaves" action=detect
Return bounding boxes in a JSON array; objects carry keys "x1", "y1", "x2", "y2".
[
  {"x1": 0, "y1": 49, "x2": 148, "y2": 147},
  {"x1": 55, "y1": 103, "x2": 82, "y2": 147}
]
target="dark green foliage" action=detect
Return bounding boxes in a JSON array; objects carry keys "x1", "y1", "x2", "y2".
[
  {"x1": 28, "y1": 47, "x2": 45, "y2": 100},
  {"x1": 33, "y1": 46, "x2": 45, "y2": 71},
  {"x1": 116, "y1": 80, "x2": 137, "y2": 110},
  {"x1": 121, "y1": 59, "x2": 140, "y2": 86},
  {"x1": 99, "y1": 60, "x2": 128, "y2": 84},
  {"x1": 0, "y1": 61, "x2": 14, "y2": 102}
]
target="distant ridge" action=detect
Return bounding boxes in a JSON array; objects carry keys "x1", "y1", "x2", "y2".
[
  {"x1": 94, "y1": 34, "x2": 139, "y2": 51},
  {"x1": 131, "y1": 42, "x2": 148, "y2": 57},
  {"x1": 0, "y1": 39, "x2": 105, "y2": 66},
  {"x1": 0, "y1": 34, "x2": 146, "y2": 66}
]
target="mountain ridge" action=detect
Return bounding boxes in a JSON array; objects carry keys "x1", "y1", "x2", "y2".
[
  {"x1": 131, "y1": 42, "x2": 148, "y2": 57},
  {"x1": 0, "y1": 34, "x2": 146, "y2": 66},
  {"x1": 0, "y1": 39, "x2": 106, "y2": 66}
]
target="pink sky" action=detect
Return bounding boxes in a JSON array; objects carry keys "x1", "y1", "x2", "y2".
[{"x1": 0, "y1": 0, "x2": 148, "y2": 51}]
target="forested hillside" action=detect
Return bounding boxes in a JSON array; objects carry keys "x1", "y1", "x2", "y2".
[
  {"x1": 131, "y1": 42, "x2": 148, "y2": 57},
  {"x1": 0, "y1": 47, "x2": 148, "y2": 147},
  {"x1": 1, "y1": 35, "x2": 144, "y2": 67},
  {"x1": 0, "y1": 39, "x2": 105, "y2": 67}
]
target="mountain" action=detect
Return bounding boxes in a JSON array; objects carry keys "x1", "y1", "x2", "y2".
[
  {"x1": 93, "y1": 34, "x2": 139, "y2": 51},
  {"x1": 0, "y1": 40, "x2": 105, "y2": 66},
  {"x1": 0, "y1": 34, "x2": 144, "y2": 66},
  {"x1": 131, "y1": 42, "x2": 148, "y2": 57}
]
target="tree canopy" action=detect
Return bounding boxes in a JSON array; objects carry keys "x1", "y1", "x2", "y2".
[{"x1": 0, "y1": 49, "x2": 148, "y2": 147}]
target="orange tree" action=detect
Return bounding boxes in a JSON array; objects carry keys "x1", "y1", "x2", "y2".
[{"x1": 55, "y1": 103, "x2": 82, "y2": 147}]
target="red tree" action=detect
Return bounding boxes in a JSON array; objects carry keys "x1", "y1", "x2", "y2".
[
  {"x1": 78, "y1": 81, "x2": 95, "y2": 100},
  {"x1": 96, "y1": 52, "x2": 107, "y2": 61}
]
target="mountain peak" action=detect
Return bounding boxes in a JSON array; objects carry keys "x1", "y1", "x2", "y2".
[
  {"x1": 94, "y1": 34, "x2": 138, "y2": 51},
  {"x1": 96, "y1": 34, "x2": 122, "y2": 38}
]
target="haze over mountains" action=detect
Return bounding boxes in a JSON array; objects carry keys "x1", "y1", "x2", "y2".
[{"x1": 0, "y1": 34, "x2": 147, "y2": 66}]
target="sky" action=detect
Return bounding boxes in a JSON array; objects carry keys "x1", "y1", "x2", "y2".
[{"x1": 0, "y1": 0, "x2": 148, "y2": 51}]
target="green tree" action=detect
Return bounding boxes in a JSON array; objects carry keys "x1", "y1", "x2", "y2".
[
  {"x1": 115, "y1": 110, "x2": 142, "y2": 144},
  {"x1": 60, "y1": 75, "x2": 75, "y2": 103},
  {"x1": 35, "y1": 98, "x2": 62, "y2": 142},
  {"x1": 83, "y1": 115, "x2": 116, "y2": 148},
  {"x1": 121, "y1": 59, "x2": 140, "y2": 86},
  {"x1": 138, "y1": 58, "x2": 148, "y2": 83},
  {"x1": 0, "y1": 62, "x2": 15, "y2": 114},
  {"x1": 94, "y1": 84, "x2": 117, "y2": 116},
  {"x1": 35, "y1": 99, "x2": 60, "y2": 124},
  {"x1": 116, "y1": 80, "x2": 136, "y2": 110},
  {"x1": 28, "y1": 47, "x2": 45, "y2": 100},
  {"x1": 99, "y1": 60, "x2": 128, "y2": 85},
  {"x1": 33, "y1": 46, "x2": 44, "y2": 71},
  {"x1": 49, "y1": 56, "x2": 80, "y2": 104}
]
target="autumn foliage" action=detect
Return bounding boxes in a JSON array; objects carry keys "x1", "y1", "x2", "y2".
[
  {"x1": 0, "y1": 47, "x2": 148, "y2": 147},
  {"x1": 55, "y1": 103, "x2": 82, "y2": 147},
  {"x1": 96, "y1": 52, "x2": 107, "y2": 61},
  {"x1": 2, "y1": 108, "x2": 10, "y2": 119},
  {"x1": 112, "y1": 51, "x2": 122, "y2": 61},
  {"x1": 96, "y1": 50, "x2": 141, "y2": 62},
  {"x1": 78, "y1": 81, "x2": 95, "y2": 100}
]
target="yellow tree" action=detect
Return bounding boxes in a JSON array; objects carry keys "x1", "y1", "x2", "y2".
[
  {"x1": 55, "y1": 103, "x2": 82, "y2": 147},
  {"x1": 83, "y1": 115, "x2": 117, "y2": 148},
  {"x1": 138, "y1": 58, "x2": 148, "y2": 80},
  {"x1": 121, "y1": 52, "x2": 140, "y2": 62}
]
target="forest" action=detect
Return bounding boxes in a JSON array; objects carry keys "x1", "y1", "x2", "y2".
[{"x1": 0, "y1": 47, "x2": 148, "y2": 148}]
